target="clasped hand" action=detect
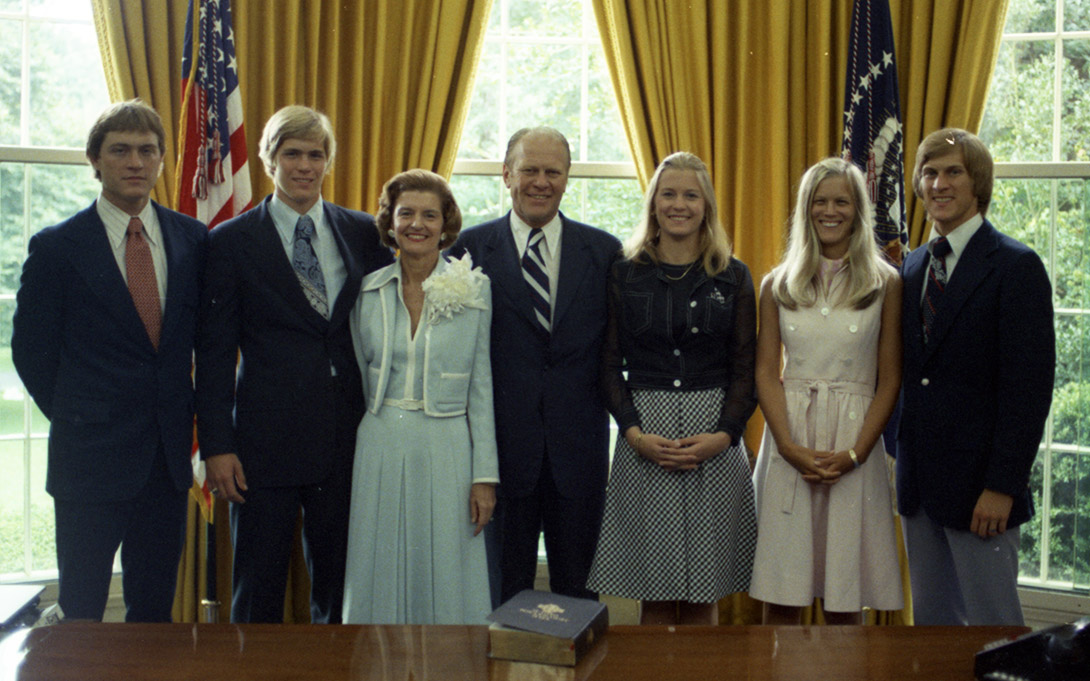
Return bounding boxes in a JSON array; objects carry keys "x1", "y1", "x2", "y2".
[
  {"x1": 779, "y1": 445, "x2": 856, "y2": 484},
  {"x1": 632, "y1": 430, "x2": 731, "y2": 471}
]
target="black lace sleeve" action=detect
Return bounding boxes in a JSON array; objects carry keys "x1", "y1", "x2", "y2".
[
  {"x1": 600, "y1": 260, "x2": 641, "y2": 434},
  {"x1": 715, "y1": 261, "x2": 758, "y2": 441}
]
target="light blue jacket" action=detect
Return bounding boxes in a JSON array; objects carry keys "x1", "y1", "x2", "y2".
[{"x1": 351, "y1": 253, "x2": 499, "y2": 482}]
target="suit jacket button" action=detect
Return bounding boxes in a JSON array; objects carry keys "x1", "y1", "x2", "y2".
[{"x1": 921, "y1": 378, "x2": 930, "y2": 386}]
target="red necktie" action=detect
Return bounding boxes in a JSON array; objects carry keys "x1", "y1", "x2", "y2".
[{"x1": 126, "y1": 216, "x2": 162, "y2": 349}]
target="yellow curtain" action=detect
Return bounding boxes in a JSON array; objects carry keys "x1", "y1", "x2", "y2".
[
  {"x1": 230, "y1": 0, "x2": 492, "y2": 211},
  {"x1": 593, "y1": 0, "x2": 1007, "y2": 626},
  {"x1": 92, "y1": 0, "x2": 191, "y2": 208},
  {"x1": 92, "y1": 0, "x2": 491, "y2": 623}
]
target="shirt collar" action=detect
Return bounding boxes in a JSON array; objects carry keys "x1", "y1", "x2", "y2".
[
  {"x1": 929, "y1": 212, "x2": 982, "y2": 259},
  {"x1": 270, "y1": 194, "x2": 325, "y2": 245},
  {"x1": 96, "y1": 194, "x2": 159, "y2": 249},
  {"x1": 510, "y1": 210, "x2": 562, "y2": 252}
]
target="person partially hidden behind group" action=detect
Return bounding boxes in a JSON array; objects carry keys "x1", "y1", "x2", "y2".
[
  {"x1": 342, "y1": 169, "x2": 498, "y2": 624},
  {"x1": 586, "y1": 151, "x2": 758, "y2": 625},
  {"x1": 748, "y1": 157, "x2": 904, "y2": 624}
]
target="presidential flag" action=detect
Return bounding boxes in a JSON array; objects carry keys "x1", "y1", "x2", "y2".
[
  {"x1": 176, "y1": 0, "x2": 252, "y2": 519},
  {"x1": 841, "y1": 0, "x2": 907, "y2": 265}
]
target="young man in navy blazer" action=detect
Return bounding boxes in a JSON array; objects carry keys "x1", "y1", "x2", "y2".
[
  {"x1": 12, "y1": 100, "x2": 208, "y2": 621},
  {"x1": 195, "y1": 106, "x2": 392, "y2": 623},
  {"x1": 450, "y1": 127, "x2": 621, "y2": 605},
  {"x1": 898, "y1": 128, "x2": 1055, "y2": 625}
]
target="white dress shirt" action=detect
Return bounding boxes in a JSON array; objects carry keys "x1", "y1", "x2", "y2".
[
  {"x1": 97, "y1": 195, "x2": 167, "y2": 312},
  {"x1": 509, "y1": 211, "x2": 562, "y2": 316}
]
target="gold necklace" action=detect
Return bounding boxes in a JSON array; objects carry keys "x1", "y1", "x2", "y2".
[{"x1": 662, "y1": 260, "x2": 697, "y2": 281}]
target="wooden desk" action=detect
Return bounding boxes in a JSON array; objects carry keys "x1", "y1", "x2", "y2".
[{"x1": 1, "y1": 623, "x2": 1027, "y2": 680}]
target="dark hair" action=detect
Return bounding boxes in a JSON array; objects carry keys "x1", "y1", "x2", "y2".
[
  {"x1": 376, "y1": 169, "x2": 462, "y2": 249},
  {"x1": 85, "y1": 100, "x2": 166, "y2": 179}
]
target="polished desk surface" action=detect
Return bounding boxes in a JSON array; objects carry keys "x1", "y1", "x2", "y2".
[{"x1": 1, "y1": 622, "x2": 1028, "y2": 680}]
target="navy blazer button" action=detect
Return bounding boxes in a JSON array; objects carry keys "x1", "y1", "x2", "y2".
[
  {"x1": 921, "y1": 378, "x2": 930, "y2": 386},
  {"x1": 673, "y1": 379, "x2": 681, "y2": 387}
]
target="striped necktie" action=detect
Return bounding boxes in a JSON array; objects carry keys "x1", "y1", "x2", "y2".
[
  {"x1": 522, "y1": 229, "x2": 551, "y2": 334},
  {"x1": 922, "y1": 236, "x2": 951, "y2": 344}
]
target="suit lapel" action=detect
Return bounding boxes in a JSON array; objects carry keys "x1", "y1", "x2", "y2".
[
  {"x1": 157, "y1": 204, "x2": 194, "y2": 348},
  {"x1": 483, "y1": 216, "x2": 542, "y2": 331},
  {"x1": 325, "y1": 204, "x2": 362, "y2": 328},
  {"x1": 901, "y1": 245, "x2": 928, "y2": 360},
  {"x1": 924, "y1": 221, "x2": 999, "y2": 359},
  {"x1": 553, "y1": 216, "x2": 591, "y2": 329},
  {"x1": 65, "y1": 204, "x2": 156, "y2": 349}
]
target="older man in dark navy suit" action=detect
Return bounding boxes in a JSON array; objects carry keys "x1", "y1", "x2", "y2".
[
  {"x1": 195, "y1": 106, "x2": 392, "y2": 623},
  {"x1": 898, "y1": 128, "x2": 1055, "y2": 625},
  {"x1": 450, "y1": 127, "x2": 620, "y2": 605},
  {"x1": 12, "y1": 100, "x2": 208, "y2": 621}
]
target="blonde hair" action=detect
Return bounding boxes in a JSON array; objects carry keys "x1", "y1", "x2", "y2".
[
  {"x1": 770, "y1": 157, "x2": 894, "y2": 310},
  {"x1": 624, "y1": 151, "x2": 732, "y2": 275},
  {"x1": 258, "y1": 105, "x2": 336, "y2": 178}
]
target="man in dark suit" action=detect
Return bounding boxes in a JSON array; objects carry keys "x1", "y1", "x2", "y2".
[
  {"x1": 12, "y1": 100, "x2": 207, "y2": 622},
  {"x1": 450, "y1": 127, "x2": 620, "y2": 604},
  {"x1": 195, "y1": 106, "x2": 392, "y2": 623},
  {"x1": 898, "y1": 128, "x2": 1055, "y2": 625}
]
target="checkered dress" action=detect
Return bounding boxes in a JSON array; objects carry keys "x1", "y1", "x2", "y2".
[{"x1": 586, "y1": 387, "x2": 757, "y2": 603}]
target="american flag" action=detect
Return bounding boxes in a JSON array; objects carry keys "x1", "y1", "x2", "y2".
[
  {"x1": 175, "y1": 0, "x2": 252, "y2": 519},
  {"x1": 841, "y1": 0, "x2": 907, "y2": 265}
]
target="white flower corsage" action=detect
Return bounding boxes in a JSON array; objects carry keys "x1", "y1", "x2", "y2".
[{"x1": 421, "y1": 252, "x2": 488, "y2": 326}]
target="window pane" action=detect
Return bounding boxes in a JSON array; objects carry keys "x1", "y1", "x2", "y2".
[
  {"x1": 28, "y1": 163, "x2": 101, "y2": 237},
  {"x1": 988, "y1": 179, "x2": 1051, "y2": 263},
  {"x1": 578, "y1": 177, "x2": 641, "y2": 243},
  {"x1": 28, "y1": 437, "x2": 53, "y2": 572},
  {"x1": 1045, "y1": 449, "x2": 1090, "y2": 585},
  {"x1": 0, "y1": 1, "x2": 24, "y2": 14},
  {"x1": 28, "y1": 0, "x2": 92, "y2": 20},
  {"x1": 0, "y1": 439, "x2": 27, "y2": 576},
  {"x1": 28, "y1": 21, "x2": 107, "y2": 147},
  {"x1": 587, "y1": 47, "x2": 629, "y2": 163},
  {"x1": 981, "y1": 40, "x2": 1054, "y2": 162},
  {"x1": 450, "y1": 175, "x2": 506, "y2": 226},
  {"x1": 0, "y1": 163, "x2": 27, "y2": 295},
  {"x1": 0, "y1": 20, "x2": 20, "y2": 145},
  {"x1": 507, "y1": 0, "x2": 583, "y2": 37},
  {"x1": 0, "y1": 299, "x2": 24, "y2": 439},
  {"x1": 506, "y1": 43, "x2": 581, "y2": 150},
  {"x1": 1020, "y1": 457, "x2": 1044, "y2": 580},
  {"x1": 1053, "y1": 314, "x2": 1089, "y2": 446},
  {"x1": 1061, "y1": 39, "x2": 1090, "y2": 161},
  {"x1": 1055, "y1": 180, "x2": 1088, "y2": 309},
  {"x1": 1005, "y1": 0, "x2": 1056, "y2": 32},
  {"x1": 459, "y1": 42, "x2": 501, "y2": 160},
  {"x1": 1066, "y1": 0, "x2": 1090, "y2": 30}
]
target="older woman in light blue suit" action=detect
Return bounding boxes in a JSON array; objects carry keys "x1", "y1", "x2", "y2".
[{"x1": 343, "y1": 170, "x2": 498, "y2": 625}]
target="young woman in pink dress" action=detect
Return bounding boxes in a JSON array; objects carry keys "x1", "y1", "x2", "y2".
[{"x1": 749, "y1": 158, "x2": 904, "y2": 624}]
